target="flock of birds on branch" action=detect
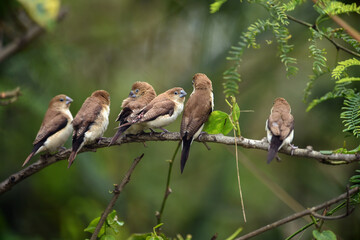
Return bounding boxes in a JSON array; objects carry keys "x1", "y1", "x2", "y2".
[{"x1": 23, "y1": 73, "x2": 295, "y2": 173}]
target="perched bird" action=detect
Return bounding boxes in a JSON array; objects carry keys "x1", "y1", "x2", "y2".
[
  {"x1": 23, "y1": 94, "x2": 73, "y2": 167},
  {"x1": 122, "y1": 87, "x2": 187, "y2": 133},
  {"x1": 109, "y1": 81, "x2": 156, "y2": 145},
  {"x1": 68, "y1": 90, "x2": 110, "y2": 168},
  {"x1": 180, "y1": 73, "x2": 213, "y2": 173},
  {"x1": 266, "y1": 97, "x2": 294, "y2": 163}
]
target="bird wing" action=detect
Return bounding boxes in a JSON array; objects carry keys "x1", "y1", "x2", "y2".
[
  {"x1": 138, "y1": 99, "x2": 175, "y2": 123},
  {"x1": 268, "y1": 111, "x2": 294, "y2": 140},
  {"x1": 33, "y1": 113, "x2": 69, "y2": 145},
  {"x1": 72, "y1": 99, "x2": 102, "y2": 139},
  {"x1": 180, "y1": 91, "x2": 212, "y2": 139}
]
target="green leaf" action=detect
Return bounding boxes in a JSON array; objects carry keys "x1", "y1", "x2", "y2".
[
  {"x1": 84, "y1": 217, "x2": 105, "y2": 237},
  {"x1": 313, "y1": 230, "x2": 337, "y2": 240},
  {"x1": 210, "y1": 0, "x2": 228, "y2": 14},
  {"x1": 203, "y1": 111, "x2": 233, "y2": 135},
  {"x1": 101, "y1": 235, "x2": 116, "y2": 240},
  {"x1": 232, "y1": 102, "x2": 240, "y2": 123},
  {"x1": 225, "y1": 227, "x2": 243, "y2": 240},
  {"x1": 127, "y1": 233, "x2": 151, "y2": 240},
  {"x1": 17, "y1": 0, "x2": 60, "y2": 30}
]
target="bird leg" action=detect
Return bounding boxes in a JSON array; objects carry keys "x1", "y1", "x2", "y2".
[
  {"x1": 198, "y1": 132, "x2": 211, "y2": 150},
  {"x1": 159, "y1": 127, "x2": 169, "y2": 136},
  {"x1": 289, "y1": 144, "x2": 298, "y2": 155}
]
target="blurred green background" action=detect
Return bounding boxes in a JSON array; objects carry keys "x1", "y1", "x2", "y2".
[{"x1": 1, "y1": 0, "x2": 359, "y2": 239}]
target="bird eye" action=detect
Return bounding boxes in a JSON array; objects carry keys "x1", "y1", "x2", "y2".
[
  {"x1": 135, "y1": 89, "x2": 139, "y2": 93},
  {"x1": 174, "y1": 91, "x2": 178, "y2": 95},
  {"x1": 60, "y1": 98, "x2": 64, "y2": 102}
]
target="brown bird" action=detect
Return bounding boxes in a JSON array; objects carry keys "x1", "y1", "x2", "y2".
[
  {"x1": 122, "y1": 87, "x2": 187, "y2": 132},
  {"x1": 68, "y1": 90, "x2": 110, "y2": 168},
  {"x1": 23, "y1": 94, "x2": 73, "y2": 167},
  {"x1": 266, "y1": 97, "x2": 294, "y2": 163},
  {"x1": 180, "y1": 73, "x2": 213, "y2": 173},
  {"x1": 109, "y1": 81, "x2": 156, "y2": 145}
]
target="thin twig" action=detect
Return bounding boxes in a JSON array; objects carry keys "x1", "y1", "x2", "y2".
[
  {"x1": 90, "y1": 154, "x2": 144, "y2": 240},
  {"x1": 286, "y1": 14, "x2": 360, "y2": 58},
  {"x1": 235, "y1": 186, "x2": 359, "y2": 240},
  {"x1": 0, "y1": 87, "x2": 21, "y2": 106},
  {"x1": 0, "y1": 8, "x2": 68, "y2": 63},
  {"x1": 156, "y1": 142, "x2": 181, "y2": 225},
  {"x1": 1, "y1": 133, "x2": 360, "y2": 195}
]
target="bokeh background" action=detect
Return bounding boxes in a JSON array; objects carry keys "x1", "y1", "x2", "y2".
[{"x1": 1, "y1": 0, "x2": 360, "y2": 239}]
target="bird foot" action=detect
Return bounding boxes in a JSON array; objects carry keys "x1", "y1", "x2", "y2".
[
  {"x1": 97, "y1": 137, "x2": 106, "y2": 144},
  {"x1": 149, "y1": 128, "x2": 157, "y2": 136},
  {"x1": 290, "y1": 144, "x2": 298, "y2": 155},
  {"x1": 197, "y1": 131, "x2": 207, "y2": 141},
  {"x1": 58, "y1": 146, "x2": 67, "y2": 151}
]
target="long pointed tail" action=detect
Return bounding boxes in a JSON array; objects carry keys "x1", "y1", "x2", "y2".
[
  {"x1": 68, "y1": 151, "x2": 78, "y2": 168},
  {"x1": 109, "y1": 125, "x2": 130, "y2": 146},
  {"x1": 22, "y1": 152, "x2": 35, "y2": 167},
  {"x1": 180, "y1": 134, "x2": 192, "y2": 173},
  {"x1": 267, "y1": 135, "x2": 282, "y2": 163}
]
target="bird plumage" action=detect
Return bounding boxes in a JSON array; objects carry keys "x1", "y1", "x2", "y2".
[
  {"x1": 266, "y1": 97, "x2": 294, "y2": 163},
  {"x1": 110, "y1": 82, "x2": 156, "y2": 145},
  {"x1": 180, "y1": 73, "x2": 213, "y2": 173},
  {"x1": 123, "y1": 87, "x2": 186, "y2": 131},
  {"x1": 23, "y1": 94, "x2": 73, "y2": 167},
  {"x1": 68, "y1": 90, "x2": 110, "y2": 168}
]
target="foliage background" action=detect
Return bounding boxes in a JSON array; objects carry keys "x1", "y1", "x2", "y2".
[{"x1": 0, "y1": 0, "x2": 359, "y2": 239}]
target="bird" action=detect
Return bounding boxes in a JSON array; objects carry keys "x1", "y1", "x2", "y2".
[
  {"x1": 265, "y1": 97, "x2": 294, "y2": 163},
  {"x1": 23, "y1": 94, "x2": 73, "y2": 167},
  {"x1": 121, "y1": 87, "x2": 187, "y2": 133},
  {"x1": 180, "y1": 73, "x2": 213, "y2": 173},
  {"x1": 109, "y1": 81, "x2": 156, "y2": 145},
  {"x1": 68, "y1": 90, "x2": 110, "y2": 168}
]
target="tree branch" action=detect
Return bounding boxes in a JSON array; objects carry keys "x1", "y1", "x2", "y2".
[
  {"x1": 235, "y1": 186, "x2": 359, "y2": 240},
  {"x1": 0, "y1": 87, "x2": 21, "y2": 106},
  {"x1": 286, "y1": 14, "x2": 360, "y2": 58},
  {"x1": 90, "y1": 154, "x2": 143, "y2": 240},
  {"x1": 0, "y1": 8, "x2": 68, "y2": 64},
  {"x1": 1, "y1": 132, "x2": 360, "y2": 195}
]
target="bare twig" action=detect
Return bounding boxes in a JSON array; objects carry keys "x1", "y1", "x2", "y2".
[
  {"x1": 1, "y1": 132, "x2": 360, "y2": 195},
  {"x1": 90, "y1": 154, "x2": 144, "y2": 240},
  {"x1": 0, "y1": 87, "x2": 21, "y2": 105},
  {"x1": 0, "y1": 8, "x2": 68, "y2": 63},
  {"x1": 235, "y1": 186, "x2": 359, "y2": 240},
  {"x1": 286, "y1": 14, "x2": 360, "y2": 58},
  {"x1": 156, "y1": 142, "x2": 181, "y2": 225}
]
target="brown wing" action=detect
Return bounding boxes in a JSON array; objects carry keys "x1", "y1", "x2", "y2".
[
  {"x1": 72, "y1": 98, "x2": 102, "y2": 139},
  {"x1": 138, "y1": 99, "x2": 175, "y2": 123},
  {"x1": 280, "y1": 113, "x2": 294, "y2": 140},
  {"x1": 33, "y1": 111, "x2": 69, "y2": 145},
  {"x1": 268, "y1": 111, "x2": 294, "y2": 140},
  {"x1": 180, "y1": 90, "x2": 212, "y2": 139}
]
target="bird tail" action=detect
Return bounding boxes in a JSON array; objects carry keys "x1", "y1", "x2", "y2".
[
  {"x1": 68, "y1": 134, "x2": 84, "y2": 168},
  {"x1": 180, "y1": 133, "x2": 192, "y2": 173},
  {"x1": 68, "y1": 151, "x2": 78, "y2": 168},
  {"x1": 22, "y1": 142, "x2": 44, "y2": 167},
  {"x1": 109, "y1": 125, "x2": 130, "y2": 146},
  {"x1": 267, "y1": 135, "x2": 282, "y2": 164},
  {"x1": 23, "y1": 152, "x2": 35, "y2": 167}
]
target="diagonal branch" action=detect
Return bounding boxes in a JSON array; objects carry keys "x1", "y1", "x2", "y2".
[
  {"x1": 90, "y1": 154, "x2": 143, "y2": 240},
  {"x1": 1, "y1": 132, "x2": 360, "y2": 195},
  {"x1": 0, "y1": 8, "x2": 68, "y2": 63},
  {"x1": 235, "y1": 186, "x2": 359, "y2": 240},
  {"x1": 0, "y1": 87, "x2": 21, "y2": 106}
]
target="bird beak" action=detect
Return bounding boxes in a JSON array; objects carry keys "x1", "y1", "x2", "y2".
[
  {"x1": 66, "y1": 96, "x2": 73, "y2": 105},
  {"x1": 129, "y1": 91, "x2": 136, "y2": 98},
  {"x1": 180, "y1": 90, "x2": 187, "y2": 98}
]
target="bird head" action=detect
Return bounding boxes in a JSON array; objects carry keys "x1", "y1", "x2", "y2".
[
  {"x1": 192, "y1": 73, "x2": 213, "y2": 91},
  {"x1": 50, "y1": 94, "x2": 73, "y2": 110},
  {"x1": 92, "y1": 90, "x2": 110, "y2": 106}
]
